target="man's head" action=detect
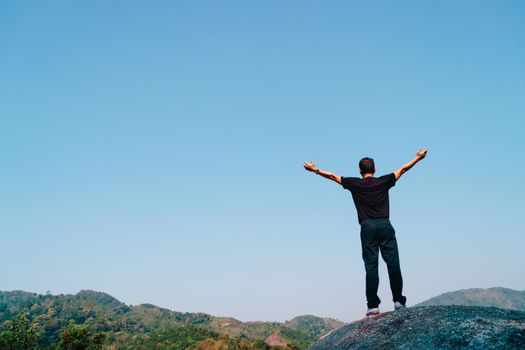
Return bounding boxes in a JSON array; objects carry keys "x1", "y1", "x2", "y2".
[{"x1": 359, "y1": 157, "x2": 375, "y2": 177}]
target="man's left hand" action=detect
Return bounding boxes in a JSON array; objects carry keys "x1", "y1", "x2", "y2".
[{"x1": 303, "y1": 160, "x2": 318, "y2": 173}]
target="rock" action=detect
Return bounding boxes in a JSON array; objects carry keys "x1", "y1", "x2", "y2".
[{"x1": 308, "y1": 306, "x2": 525, "y2": 350}]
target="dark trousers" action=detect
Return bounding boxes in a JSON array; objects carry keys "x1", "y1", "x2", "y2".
[{"x1": 360, "y1": 218, "x2": 406, "y2": 308}]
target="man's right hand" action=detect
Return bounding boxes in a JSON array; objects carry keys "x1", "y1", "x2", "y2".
[
  {"x1": 394, "y1": 147, "x2": 429, "y2": 180},
  {"x1": 416, "y1": 148, "x2": 428, "y2": 161}
]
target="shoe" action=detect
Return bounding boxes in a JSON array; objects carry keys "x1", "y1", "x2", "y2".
[
  {"x1": 394, "y1": 301, "x2": 406, "y2": 310},
  {"x1": 366, "y1": 307, "x2": 380, "y2": 316}
]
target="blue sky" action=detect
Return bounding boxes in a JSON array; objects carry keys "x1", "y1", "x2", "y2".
[{"x1": 1, "y1": 1, "x2": 524, "y2": 322}]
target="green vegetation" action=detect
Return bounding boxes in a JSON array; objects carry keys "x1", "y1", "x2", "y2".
[
  {"x1": 0, "y1": 290, "x2": 344, "y2": 349},
  {"x1": 191, "y1": 334, "x2": 299, "y2": 350},
  {"x1": 279, "y1": 327, "x2": 317, "y2": 350},
  {"x1": 0, "y1": 313, "x2": 40, "y2": 350},
  {"x1": 118, "y1": 324, "x2": 218, "y2": 350},
  {"x1": 57, "y1": 324, "x2": 105, "y2": 350},
  {"x1": 417, "y1": 287, "x2": 525, "y2": 311}
]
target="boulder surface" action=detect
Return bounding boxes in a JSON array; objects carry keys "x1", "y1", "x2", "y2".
[{"x1": 308, "y1": 306, "x2": 525, "y2": 350}]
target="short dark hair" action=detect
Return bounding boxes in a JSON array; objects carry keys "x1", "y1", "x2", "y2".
[{"x1": 359, "y1": 157, "x2": 375, "y2": 174}]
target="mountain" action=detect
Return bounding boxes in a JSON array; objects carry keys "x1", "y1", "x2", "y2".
[
  {"x1": 0, "y1": 290, "x2": 344, "y2": 349},
  {"x1": 308, "y1": 305, "x2": 525, "y2": 350},
  {"x1": 284, "y1": 315, "x2": 344, "y2": 336},
  {"x1": 417, "y1": 287, "x2": 525, "y2": 311}
]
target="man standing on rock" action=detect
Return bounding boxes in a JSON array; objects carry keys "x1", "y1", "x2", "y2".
[{"x1": 303, "y1": 148, "x2": 428, "y2": 316}]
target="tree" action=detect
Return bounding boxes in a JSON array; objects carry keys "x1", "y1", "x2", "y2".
[
  {"x1": 58, "y1": 324, "x2": 105, "y2": 350},
  {"x1": 0, "y1": 313, "x2": 40, "y2": 350}
]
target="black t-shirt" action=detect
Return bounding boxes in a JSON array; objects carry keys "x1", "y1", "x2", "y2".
[{"x1": 341, "y1": 173, "x2": 396, "y2": 224}]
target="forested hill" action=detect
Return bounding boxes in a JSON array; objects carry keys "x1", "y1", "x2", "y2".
[
  {"x1": 0, "y1": 290, "x2": 344, "y2": 349},
  {"x1": 416, "y1": 287, "x2": 525, "y2": 311}
]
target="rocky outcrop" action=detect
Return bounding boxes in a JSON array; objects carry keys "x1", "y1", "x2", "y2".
[{"x1": 308, "y1": 306, "x2": 525, "y2": 350}]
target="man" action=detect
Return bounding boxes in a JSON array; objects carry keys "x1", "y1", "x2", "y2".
[{"x1": 303, "y1": 148, "x2": 428, "y2": 316}]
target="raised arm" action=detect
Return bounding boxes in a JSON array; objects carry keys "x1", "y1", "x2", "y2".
[
  {"x1": 303, "y1": 160, "x2": 342, "y2": 185},
  {"x1": 394, "y1": 148, "x2": 428, "y2": 180}
]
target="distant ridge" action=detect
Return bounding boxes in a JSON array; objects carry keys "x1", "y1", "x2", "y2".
[
  {"x1": 417, "y1": 287, "x2": 525, "y2": 311},
  {"x1": 0, "y1": 290, "x2": 344, "y2": 349}
]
